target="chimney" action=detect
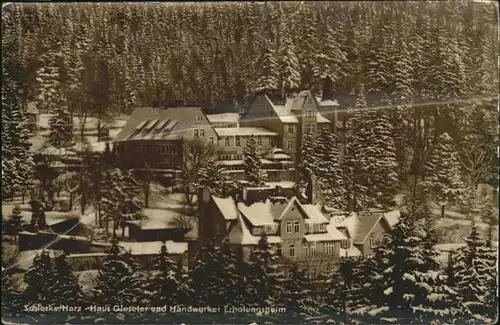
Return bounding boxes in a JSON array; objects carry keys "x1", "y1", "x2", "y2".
[{"x1": 242, "y1": 187, "x2": 248, "y2": 204}]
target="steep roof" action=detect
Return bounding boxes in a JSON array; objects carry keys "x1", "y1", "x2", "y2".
[
  {"x1": 206, "y1": 113, "x2": 240, "y2": 124},
  {"x1": 237, "y1": 199, "x2": 289, "y2": 226},
  {"x1": 334, "y1": 210, "x2": 395, "y2": 245},
  {"x1": 352, "y1": 212, "x2": 391, "y2": 245},
  {"x1": 26, "y1": 102, "x2": 39, "y2": 114},
  {"x1": 265, "y1": 91, "x2": 330, "y2": 124},
  {"x1": 113, "y1": 106, "x2": 206, "y2": 142},
  {"x1": 212, "y1": 196, "x2": 238, "y2": 220},
  {"x1": 227, "y1": 213, "x2": 283, "y2": 245}
]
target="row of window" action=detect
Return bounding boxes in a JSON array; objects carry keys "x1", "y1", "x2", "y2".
[
  {"x1": 305, "y1": 223, "x2": 327, "y2": 234},
  {"x1": 222, "y1": 136, "x2": 273, "y2": 147},
  {"x1": 287, "y1": 241, "x2": 336, "y2": 257},
  {"x1": 285, "y1": 221, "x2": 300, "y2": 234},
  {"x1": 117, "y1": 145, "x2": 181, "y2": 155},
  {"x1": 219, "y1": 154, "x2": 243, "y2": 161}
]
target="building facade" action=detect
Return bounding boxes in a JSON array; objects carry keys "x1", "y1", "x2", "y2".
[{"x1": 239, "y1": 90, "x2": 333, "y2": 165}]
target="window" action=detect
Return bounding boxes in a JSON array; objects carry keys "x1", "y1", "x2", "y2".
[
  {"x1": 160, "y1": 146, "x2": 166, "y2": 154},
  {"x1": 303, "y1": 243, "x2": 310, "y2": 256},
  {"x1": 194, "y1": 129, "x2": 199, "y2": 137},
  {"x1": 310, "y1": 242, "x2": 316, "y2": 255},
  {"x1": 289, "y1": 244, "x2": 295, "y2": 257},
  {"x1": 200, "y1": 129, "x2": 205, "y2": 137},
  {"x1": 257, "y1": 136, "x2": 262, "y2": 145},
  {"x1": 341, "y1": 240, "x2": 350, "y2": 249},
  {"x1": 306, "y1": 124, "x2": 315, "y2": 134},
  {"x1": 225, "y1": 138, "x2": 230, "y2": 146},
  {"x1": 308, "y1": 98, "x2": 312, "y2": 104},
  {"x1": 293, "y1": 221, "x2": 300, "y2": 233},
  {"x1": 196, "y1": 115, "x2": 202, "y2": 121},
  {"x1": 287, "y1": 140, "x2": 294, "y2": 152},
  {"x1": 305, "y1": 110, "x2": 314, "y2": 118},
  {"x1": 254, "y1": 227, "x2": 262, "y2": 235},
  {"x1": 287, "y1": 124, "x2": 294, "y2": 134},
  {"x1": 319, "y1": 224, "x2": 326, "y2": 232},
  {"x1": 326, "y1": 242, "x2": 335, "y2": 255},
  {"x1": 369, "y1": 234, "x2": 377, "y2": 248},
  {"x1": 286, "y1": 222, "x2": 292, "y2": 234},
  {"x1": 214, "y1": 222, "x2": 221, "y2": 235},
  {"x1": 236, "y1": 136, "x2": 241, "y2": 146},
  {"x1": 209, "y1": 136, "x2": 214, "y2": 144}
]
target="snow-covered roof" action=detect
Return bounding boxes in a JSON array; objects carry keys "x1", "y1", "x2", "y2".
[
  {"x1": 270, "y1": 104, "x2": 300, "y2": 123},
  {"x1": 227, "y1": 213, "x2": 283, "y2": 245},
  {"x1": 301, "y1": 204, "x2": 329, "y2": 224},
  {"x1": 304, "y1": 228, "x2": 346, "y2": 242},
  {"x1": 316, "y1": 112, "x2": 331, "y2": 123},
  {"x1": 212, "y1": 196, "x2": 238, "y2": 220},
  {"x1": 118, "y1": 240, "x2": 187, "y2": 255},
  {"x1": 353, "y1": 212, "x2": 390, "y2": 245},
  {"x1": 384, "y1": 210, "x2": 401, "y2": 228},
  {"x1": 319, "y1": 99, "x2": 339, "y2": 107},
  {"x1": 261, "y1": 158, "x2": 274, "y2": 164},
  {"x1": 214, "y1": 127, "x2": 278, "y2": 137},
  {"x1": 340, "y1": 245, "x2": 362, "y2": 258},
  {"x1": 114, "y1": 106, "x2": 208, "y2": 142},
  {"x1": 38, "y1": 145, "x2": 78, "y2": 156},
  {"x1": 265, "y1": 148, "x2": 291, "y2": 160},
  {"x1": 266, "y1": 181, "x2": 296, "y2": 188},
  {"x1": 129, "y1": 208, "x2": 181, "y2": 230},
  {"x1": 206, "y1": 113, "x2": 240, "y2": 124},
  {"x1": 326, "y1": 222, "x2": 349, "y2": 241},
  {"x1": 237, "y1": 200, "x2": 287, "y2": 226},
  {"x1": 26, "y1": 102, "x2": 39, "y2": 114}
]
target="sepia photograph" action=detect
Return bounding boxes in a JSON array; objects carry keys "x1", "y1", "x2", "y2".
[{"x1": 1, "y1": 1, "x2": 499, "y2": 324}]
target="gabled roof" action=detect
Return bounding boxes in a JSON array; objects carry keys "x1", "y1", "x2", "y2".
[
  {"x1": 212, "y1": 196, "x2": 238, "y2": 220},
  {"x1": 266, "y1": 95, "x2": 300, "y2": 123},
  {"x1": 206, "y1": 113, "x2": 240, "y2": 124},
  {"x1": 353, "y1": 213, "x2": 388, "y2": 244},
  {"x1": 113, "y1": 106, "x2": 207, "y2": 142},
  {"x1": 27, "y1": 102, "x2": 39, "y2": 114},
  {"x1": 316, "y1": 112, "x2": 331, "y2": 123},
  {"x1": 301, "y1": 204, "x2": 329, "y2": 224},
  {"x1": 237, "y1": 199, "x2": 289, "y2": 226},
  {"x1": 227, "y1": 213, "x2": 283, "y2": 245}
]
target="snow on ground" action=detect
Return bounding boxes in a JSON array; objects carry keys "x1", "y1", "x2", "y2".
[
  {"x1": 266, "y1": 181, "x2": 296, "y2": 188},
  {"x1": 77, "y1": 270, "x2": 99, "y2": 295}
]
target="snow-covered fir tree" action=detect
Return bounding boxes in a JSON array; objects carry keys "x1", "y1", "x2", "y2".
[
  {"x1": 312, "y1": 26, "x2": 347, "y2": 89},
  {"x1": 454, "y1": 223, "x2": 498, "y2": 323},
  {"x1": 197, "y1": 157, "x2": 233, "y2": 196},
  {"x1": 424, "y1": 132, "x2": 464, "y2": 218},
  {"x1": 23, "y1": 250, "x2": 54, "y2": 305},
  {"x1": 4, "y1": 205, "x2": 25, "y2": 244},
  {"x1": 245, "y1": 236, "x2": 281, "y2": 308},
  {"x1": 243, "y1": 137, "x2": 268, "y2": 187},
  {"x1": 2, "y1": 270, "x2": 22, "y2": 316},
  {"x1": 254, "y1": 43, "x2": 279, "y2": 93},
  {"x1": 219, "y1": 240, "x2": 247, "y2": 308},
  {"x1": 148, "y1": 243, "x2": 188, "y2": 307},
  {"x1": 49, "y1": 253, "x2": 84, "y2": 306},
  {"x1": 48, "y1": 95, "x2": 73, "y2": 148},
  {"x1": 365, "y1": 211, "x2": 458, "y2": 323},
  {"x1": 188, "y1": 239, "x2": 225, "y2": 307},
  {"x1": 92, "y1": 240, "x2": 144, "y2": 307},
  {"x1": 277, "y1": 264, "x2": 320, "y2": 324},
  {"x1": 299, "y1": 131, "x2": 317, "y2": 182},
  {"x1": 314, "y1": 125, "x2": 345, "y2": 209},
  {"x1": 100, "y1": 168, "x2": 126, "y2": 238},
  {"x1": 345, "y1": 84, "x2": 398, "y2": 210},
  {"x1": 279, "y1": 33, "x2": 301, "y2": 96},
  {"x1": 1, "y1": 67, "x2": 34, "y2": 199}
]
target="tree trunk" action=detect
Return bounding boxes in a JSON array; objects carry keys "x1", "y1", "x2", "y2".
[
  {"x1": 69, "y1": 192, "x2": 73, "y2": 211},
  {"x1": 122, "y1": 223, "x2": 126, "y2": 238},
  {"x1": 144, "y1": 182, "x2": 150, "y2": 208},
  {"x1": 441, "y1": 204, "x2": 446, "y2": 219},
  {"x1": 112, "y1": 220, "x2": 117, "y2": 239}
]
